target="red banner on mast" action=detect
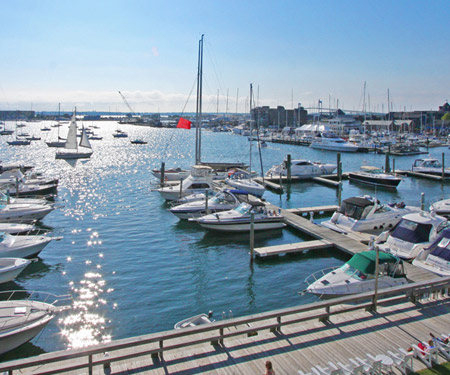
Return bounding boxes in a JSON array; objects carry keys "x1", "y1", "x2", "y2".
[{"x1": 177, "y1": 117, "x2": 192, "y2": 129}]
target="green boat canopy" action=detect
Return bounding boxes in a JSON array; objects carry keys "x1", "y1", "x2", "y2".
[{"x1": 346, "y1": 251, "x2": 401, "y2": 275}]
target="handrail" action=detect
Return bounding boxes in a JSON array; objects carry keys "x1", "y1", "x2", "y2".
[{"x1": 0, "y1": 277, "x2": 449, "y2": 374}]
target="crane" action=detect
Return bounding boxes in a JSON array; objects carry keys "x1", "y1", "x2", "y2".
[{"x1": 118, "y1": 91, "x2": 136, "y2": 117}]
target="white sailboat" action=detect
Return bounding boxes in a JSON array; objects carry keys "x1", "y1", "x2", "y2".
[
  {"x1": 46, "y1": 103, "x2": 66, "y2": 147},
  {"x1": 55, "y1": 111, "x2": 93, "y2": 159}
]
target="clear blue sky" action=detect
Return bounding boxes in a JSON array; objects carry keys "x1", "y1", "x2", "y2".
[{"x1": 1, "y1": 0, "x2": 449, "y2": 114}]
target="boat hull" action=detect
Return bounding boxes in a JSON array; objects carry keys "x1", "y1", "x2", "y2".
[
  {"x1": 0, "y1": 258, "x2": 31, "y2": 284},
  {"x1": 197, "y1": 219, "x2": 286, "y2": 232},
  {"x1": 348, "y1": 172, "x2": 401, "y2": 188},
  {"x1": 0, "y1": 237, "x2": 53, "y2": 258},
  {"x1": 56, "y1": 152, "x2": 92, "y2": 159},
  {"x1": 0, "y1": 206, "x2": 54, "y2": 223}
]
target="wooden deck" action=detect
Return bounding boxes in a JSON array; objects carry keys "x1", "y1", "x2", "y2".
[
  {"x1": 286, "y1": 205, "x2": 339, "y2": 215},
  {"x1": 254, "y1": 239, "x2": 334, "y2": 257},
  {"x1": 2, "y1": 280, "x2": 450, "y2": 375}
]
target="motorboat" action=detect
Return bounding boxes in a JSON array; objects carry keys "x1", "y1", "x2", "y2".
[
  {"x1": 174, "y1": 311, "x2": 214, "y2": 329},
  {"x1": 56, "y1": 112, "x2": 93, "y2": 159},
  {"x1": 0, "y1": 202, "x2": 54, "y2": 223},
  {"x1": 0, "y1": 290, "x2": 70, "y2": 355},
  {"x1": 0, "y1": 233, "x2": 58, "y2": 258},
  {"x1": 225, "y1": 169, "x2": 265, "y2": 197},
  {"x1": 0, "y1": 191, "x2": 50, "y2": 206},
  {"x1": 412, "y1": 157, "x2": 450, "y2": 177},
  {"x1": 413, "y1": 229, "x2": 450, "y2": 276},
  {"x1": 157, "y1": 165, "x2": 216, "y2": 201},
  {"x1": 348, "y1": 166, "x2": 402, "y2": 188},
  {"x1": 265, "y1": 159, "x2": 337, "y2": 178},
  {"x1": 3, "y1": 182, "x2": 57, "y2": 197},
  {"x1": 322, "y1": 196, "x2": 420, "y2": 235},
  {"x1": 430, "y1": 198, "x2": 450, "y2": 217},
  {"x1": 0, "y1": 169, "x2": 58, "y2": 186},
  {"x1": 0, "y1": 223, "x2": 37, "y2": 235},
  {"x1": 130, "y1": 139, "x2": 147, "y2": 144},
  {"x1": 309, "y1": 133, "x2": 359, "y2": 152},
  {"x1": 169, "y1": 189, "x2": 250, "y2": 220},
  {"x1": 113, "y1": 129, "x2": 128, "y2": 138},
  {"x1": 0, "y1": 258, "x2": 31, "y2": 284},
  {"x1": 193, "y1": 201, "x2": 285, "y2": 232},
  {"x1": 151, "y1": 167, "x2": 190, "y2": 182},
  {"x1": 376, "y1": 211, "x2": 448, "y2": 260},
  {"x1": 304, "y1": 250, "x2": 407, "y2": 297},
  {"x1": 7, "y1": 139, "x2": 31, "y2": 146}
]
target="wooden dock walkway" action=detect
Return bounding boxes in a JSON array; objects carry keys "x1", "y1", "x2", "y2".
[
  {"x1": 396, "y1": 170, "x2": 449, "y2": 181},
  {"x1": 254, "y1": 239, "x2": 334, "y2": 257},
  {"x1": 286, "y1": 205, "x2": 339, "y2": 215},
  {"x1": 2, "y1": 279, "x2": 450, "y2": 375}
]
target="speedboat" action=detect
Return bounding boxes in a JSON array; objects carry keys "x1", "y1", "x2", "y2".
[
  {"x1": 113, "y1": 129, "x2": 128, "y2": 138},
  {"x1": 0, "y1": 223, "x2": 37, "y2": 235},
  {"x1": 413, "y1": 228, "x2": 450, "y2": 276},
  {"x1": 4, "y1": 182, "x2": 57, "y2": 197},
  {"x1": 430, "y1": 198, "x2": 450, "y2": 217},
  {"x1": 304, "y1": 250, "x2": 407, "y2": 297},
  {"x1": 309, "y1": 133, "x2": 359, "y2": 152},
  {"x1": 157, "y1": 165, "x2": 216, "y2": 201},
  {"x1": 151, "y1": 167, "x2": 190, "y2": 182},
  {"x1": 0, "y1": 258, "x2": 31, "y2": 284},
  {"x1": 225, "y1": 169, "x2": 265, "y2": 197},
  {"x1": 322, "y1": 196, "x2": 420, "y2": 234},
  {"x1": 174, "y1": 311, "x2": 214, "y2": 329},
  {"x1": 376, "y1": 211, "x2": 448, "y2": 260},
  {"x1": 0, "y1": 290, "x2": 70, "y2": 355},
  {"x1": 0, "y1": 169, "x2": 58, "y2": 186},
  {"x1": 412, "y1": 157, "x2": 450, "y2": 177},
  {"x1": 348, "y1": 166, "x2": 402, "y2": 188},
  {"x1": 0, "y1": 202, "x2": 54, "y2": 223},
  {"x1": 169, "y1": 189, "x2": 250, "y2": 220},
  {"x1": 265, "y1": 159, "x2": 337, "y2": 178},
  {"x1": 130, "y1": 139, "x2": 147, "y2": 144},
  {"x1": 194, "y1": 201, "x2": 285, "y2": 232},
  {"x1": 0, "y1": 191, "x2": 50, "y2": 206},
  {"x1": 0, "y1": 233, "x2": 58, "y2": 258}
]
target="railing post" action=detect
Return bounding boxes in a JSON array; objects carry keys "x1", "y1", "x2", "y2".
[
  {"x1": 88, "y1": 354, "x2": 93, "y2": 375},
  {"x1": 320, "y1": 306, "x2": 330, "y2": 323}
]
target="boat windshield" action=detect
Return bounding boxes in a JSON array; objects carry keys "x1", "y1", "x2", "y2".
[
  {"x1": 210, "y1": 192, "x2": 234, "y2": 205},
  {"x1": 338, "y1": 201, "x2": 373, "y2": 220},
  {"x1": 341, "y1": 264, "x2": 370, "y2": 281},
  {"x1": 390, "y1": 219, "x2": 432, "y2": 243},
  {"x1": 235, "y1": 203, "x2": 251, "y2": 214}
]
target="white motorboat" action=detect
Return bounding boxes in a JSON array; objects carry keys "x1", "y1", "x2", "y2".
[
  {"x1": 194, "y1": 201, "x2": 285, "y2": 232},
  {"x1": 0, "y1": 258, "x2": 31, "y2": 284},
  {"x1": 3, "y1": 182, "x2": 58, "y2": 197},
  {"x1": 225, "y1": 169, "x2": 265, "y2": 197},
  {"x1": 413, "y1": 229, "x2": 450, "y2": 276},
  {"x1": 430, "y1": 198, "x2": 450, "y2": 217},
  {"x1": 322, "y1": 196, "x2": 420, "y2": 235},
  {"x1": 412, "y1": 158, "x2": 450, "y2": 177},
  {"x1": 56, "y1": 112, "x2": 93, "y2": 159},
  {"x1": 174, "y1": 311, "x2": 214, "y2": 329},
  {"x1": 157, "y1": 165, "x2": 216, "y2": 201},
  {"x1": 348, "y1": 166, "x2": 402, "y2": 188},
  {"x1": 151, "y1": 167, "x2": 190, "y2": 182},
  {"x1": 0, "y1": 202, "x2": 54, "y2": 223},
  {"x1": 376, "y1": 211, "x2": 448, "y2": 260},
  {"x1": 0, "y1": 169, "x2": 58, "y2": 186},
  {"x1": 0, "y1": 223, "x2": 37, "y2": 235},
  {"x1": 169, "y1": 189, "x2": 250, "y2": 220},
  {"x1": 0, "y1": 191, "x2": 50, "y2": 206},
  {"x1": 265, "y1": 159, "x2": 337, "y2": 178},
  {"x1": 0, "y1": 290, "x2": 70, "y2": 355},
  {"x1": 304, "y1": 250, "x2": 407, "y2": 297},
  {"x1": 0, "y1": 233, "x2": 57, "y2": 258},
  {"x1": 310, "y1": 133, "x2": 359, "y2": 152}
]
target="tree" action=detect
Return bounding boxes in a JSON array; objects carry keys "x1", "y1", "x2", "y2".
[{"x1": 442, "y1": 112, "x2": 450, "y2": 121}]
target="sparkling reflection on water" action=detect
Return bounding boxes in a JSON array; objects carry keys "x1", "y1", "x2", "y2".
[{"x1": 0, "y1": 120, "x2": 449, "y2": 361}]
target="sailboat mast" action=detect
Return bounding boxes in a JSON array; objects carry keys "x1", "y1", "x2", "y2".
[
  {"x1": 195, "y1": 34, "x2": 204, "y2": 165},
  {"x1": 249, "y1": 84, "x2": 253, "y2": 172}
]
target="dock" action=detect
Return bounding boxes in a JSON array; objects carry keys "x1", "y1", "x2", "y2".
[
  {"x1": 2, "y1": 278, "x2": 450, "y2": 375},
  {"x1": 286, "y1": 205, "x2": 338, "y2": 215},
  {"x1": 254, "y1": 239, "x2": 333, "y2": 257},
  {"x1": 396, "y1": 170, "x2": 449, "y2": 182}
]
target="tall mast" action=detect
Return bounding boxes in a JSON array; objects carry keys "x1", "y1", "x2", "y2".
[
  {"x1": 235, "y1": 88, "x2": 239, "y2": 114},
  {"x1": 249, "y1": 83, "x2": 253, "y2": 172},
  {"x1": 195, "y1": 34, "x2": 204, "y2": 165}
]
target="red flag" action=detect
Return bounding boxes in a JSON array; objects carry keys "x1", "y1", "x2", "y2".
[{"x1": 177, "y1": 117, "x2": 192, "y2": 129}]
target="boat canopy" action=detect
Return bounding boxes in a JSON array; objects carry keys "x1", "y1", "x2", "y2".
[
  {"x1": 338, "y1": 196, "x2": 375, "y2": 220},
  {"x1": 347, "y1": 251, "x2": 401, "y2": 275},
  {"x1": 428, "y1": 228, "x2": 450, "y2": 261},
  {"x1": 391, "y1": 219, "x2": 432, "y2": 243},
  {"x1": 343, "y1": 197, "x2": 374, "y2": 208}
]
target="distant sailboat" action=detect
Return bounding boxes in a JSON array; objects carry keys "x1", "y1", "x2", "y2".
[
  {"x1": 55, "y1": 111, "x2": 93, "y2": 159},
  {"x1": 46, "y1": 103, "x2": 66, "y2": 148}
]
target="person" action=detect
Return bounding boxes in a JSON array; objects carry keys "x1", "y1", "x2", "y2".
[{"x1": 264, "y1": 360, "x2": 275, "y2": 375}]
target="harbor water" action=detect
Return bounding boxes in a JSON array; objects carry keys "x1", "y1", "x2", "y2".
[{"x1": 1, "y1": 121, "x2": 449, "y2": 362}]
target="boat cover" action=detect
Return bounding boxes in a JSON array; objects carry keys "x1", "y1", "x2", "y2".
[
  {"x1": 347, "y1": 251, "x2": 400, "y2": 274},
  {"x1": 428, "y1": 229, "x2": 450, "y2": 261},
  {"x1": 343, "y1": 197, "x2": 374, "y2": 207},
  {"x1": 390, "y1": 220, "x2": 432, "y2": 243}
]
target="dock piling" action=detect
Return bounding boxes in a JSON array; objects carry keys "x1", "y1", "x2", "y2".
[
  {"x1": 205, "y1": 190, "x2": 209, "y2": 212},
  {"x1": 421, "y1": 192, "x2": 425, "y2": 211},
  {"x1": 337, "y1": 153, "x2": 342, "y2": 181},
  {"x1": 250, "y1": 213, "x2": 255, "y2": 265},
  {"x1": 442, "y1": 153, "x2": 445, "y2": 180},
  {"x1": 179, "y1": 178, "x2": 183, "y2": 199},
  {"x1": 287, "y1": 154, "x2": 292, "y2": 183},
  {"x1": 160, "y1": 162, "x2": 165, "y2": 186},
  {"x1": 385, "y1": 150, "x2": 390, "y2": 173}
]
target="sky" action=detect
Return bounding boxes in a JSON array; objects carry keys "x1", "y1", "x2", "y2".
[{"x1": 0, "y1": 0, "x2": 449, "y2": 114}]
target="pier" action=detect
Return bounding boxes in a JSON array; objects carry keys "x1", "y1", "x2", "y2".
[{"x1": 1, "y1": 279, "x2": 449, "y2": 375}]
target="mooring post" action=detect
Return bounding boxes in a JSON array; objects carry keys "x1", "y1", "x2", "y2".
[
  {"x1": 6, "y1": 190, "x2": 10, "y2": 204},
  {"x1": 421, "y1": 192, "x2": 425, "y2": 211},
  {"x1": 337, "y1": 153, "x2": 341, "y2": 181},
  {"x1": 385, "y1": 149, "x2": 390, "y2": 173},
  {"x1": 160, "y1": 162, "x2": 165, "y2": 186},
  {"x1": 205, "y1": 189, "x2": 209, "y2": 213},
  {"x1": 337, "y1": 182, "x2": 342, "y2": 206},
  {"x1": 15, "y1": 177, "x2": 19, "y2": 197},
  {"x1": 392, "y1": 159, "x2": 395, "y2": 174},
  {"x1": 179, "y1": 178, "x2": 183, "y2": 199},
  {"x1": 250, "y1": 212, "x2": 255, "y2": 266},
  {"x1": 442, "y1": 152, "x2": 445, "y2": 180},
  {"x1": 287, "y1": 154, "x2": 292, "y2": 183},
  {"x1": 309, "y1": 211, "x2": 314, "y2": 223}
]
